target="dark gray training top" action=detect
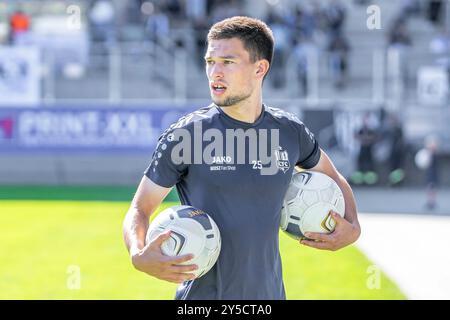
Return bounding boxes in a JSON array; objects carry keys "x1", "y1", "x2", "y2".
[{"x1": 145, "y1": 104, "x2": 320, "y2": 300}]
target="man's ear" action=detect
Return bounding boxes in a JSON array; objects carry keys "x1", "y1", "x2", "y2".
[{"x1": 255, "y1": 59, "x2": 270, "y2": 79}]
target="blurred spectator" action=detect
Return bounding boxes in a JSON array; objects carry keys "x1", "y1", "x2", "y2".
[
  {"x1": 311, "y1": 1, "x2": 328, "y2": 33},
  {"x1": 430, "y1": 29, "x2": 450, "y2": 55},
  {"x1": 353, "y1": 0, "x2": 370, "y2": 5},
  {"x1": 192, "y1": 18, "x2": 209, "y2": 68},
  {"x1": 386, "y1": 114, "x2": 406, "y2": 186},
  {"x1": 186, "y1": 0, "x2": 208, "y2": 67},
  {"x1": 424, "y1": 136, "x2": 439, "y2": 210},
  {"x1": 145, "y1": 3, "x2": 170, "y2": 47},
  {"x1": 388, "y1": 16, "x2": 412, "y2": 47},
  {"x1": 351, "y1": 112, "x2": 379, "y2": 185},
  {"x1": 387, "y1": 16, "x2": 412, "y2": 91},
  {"x1": 125, "y1": 0, "x2": 144, "y2": 26},
  {"x1": 429, "y1": 28, "x2": 450, "y2": 80},
  {"x1": 427, "y1": 0, "x2": 443, "y2": 26},
  {"x1": 210, "y1": 0, "x2": 243, "y2": 23},
  {"x1": 323, "y1": 0, "x2": 346, "y2": 39},
  {"x1": 292, "y1": 3, "x2": 316, "y2": 41},
  {"x1": 89, "y1": 0, "x2": 116, "y2": 48},
  {"x1": 293, "y1": 35, "x2": 318, "y2": 97},
  {"x1": 399, "y1": 0, "x2": 422, "y2": 18},
  {"x1": 186, "y1": 0, "x2": 207, "y2": 22},
  {"x1": 327, "y1": 33, "x2": 350, "y2": 89},
  {"x1": 267, "y1": 10, "x2": 290, "y2": 89},
  {"x1": 165, "y1": 0, "x2": 184, "y2": 20},
  {"x1": 9, "y1": 10, "x2": 31, "y2": 45}
]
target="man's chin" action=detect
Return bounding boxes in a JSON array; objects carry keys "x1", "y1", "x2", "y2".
[
  {"x1": 211, "y1": 96, "x2": 229, "y2": 107},
  {"x1": 211, "y1": 92, "x2": 251, "y2": 107},
  {"x1": 212, "y1": 96, "x2": 244, "y2": 108}
]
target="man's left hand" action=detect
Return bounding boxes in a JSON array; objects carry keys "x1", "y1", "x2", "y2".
[{"x1": 300, "y1": 211, "x2": 360, "y2": 251}]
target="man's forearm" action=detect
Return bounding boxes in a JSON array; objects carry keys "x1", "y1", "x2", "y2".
[
  {"x1": 123, "y1": 207, "x2": 149, "y2": 256},
  {"x1": 336, "y1": 173, "x2": 360, "y2": 231}
]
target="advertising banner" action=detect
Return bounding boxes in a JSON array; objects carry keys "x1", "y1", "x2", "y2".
[{"x1": 0, "y1": 106, "x2": 194, "y2": 152}]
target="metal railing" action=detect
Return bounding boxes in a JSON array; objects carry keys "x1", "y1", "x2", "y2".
[{"x1": 38, "y1": 40, "x2": 449, "y2": 111}]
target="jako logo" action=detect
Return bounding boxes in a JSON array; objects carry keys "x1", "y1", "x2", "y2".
[
  {"x1": 189, "y1": 210, "x2": 205, "y2": 217},
  {"x1": 212, "y1": 156, "x2": 232, "y2": 164}
]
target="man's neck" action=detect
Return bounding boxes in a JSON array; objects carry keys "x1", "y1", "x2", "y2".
[{"x1": 218, "y1": 95, "x2": 263, "y2": 124}]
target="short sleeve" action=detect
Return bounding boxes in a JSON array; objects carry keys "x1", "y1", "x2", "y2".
[
  {"x1": 295, "y1": 122, "x2": 321, "y2": 169},
  {"x1": 144, "y1": 126, "x2": 188, "y2": 188}
]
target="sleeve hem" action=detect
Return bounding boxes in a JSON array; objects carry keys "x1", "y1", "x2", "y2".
[
  {"x1": 144, "y1": 171, "x2": 177, "y2": 188},
  {"x1": 296, "y1": 142, "x2": 321, "y2": 169}
]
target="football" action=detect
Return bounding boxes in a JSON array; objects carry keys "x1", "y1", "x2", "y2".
[
  {"x1": 146, "y1": 205, "x2": 221, "y2": 278},
  {"x1": 280, "y1": 171, "x2": 345, "y2": 240}
]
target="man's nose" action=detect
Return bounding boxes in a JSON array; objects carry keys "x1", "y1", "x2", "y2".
[{"x1": 210, "y1": 64, "x2": 224, "y2": 79}]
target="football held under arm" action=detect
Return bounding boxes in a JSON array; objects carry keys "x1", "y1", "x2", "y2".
[{"x1": 294, "y1": 122, "x2": 360, "y2": 250}]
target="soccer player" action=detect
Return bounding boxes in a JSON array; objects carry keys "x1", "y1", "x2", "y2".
[{"x1": 123, "y1": 16, "x2": 361, "y2": 300}]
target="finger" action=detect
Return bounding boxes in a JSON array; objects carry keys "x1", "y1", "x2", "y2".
[
  {"x1": 169, "y1": 264, "x2": 199, "y2": 273},
  {"x1": 150, "y1": 230, "x2": 172, "y2": 248},
  {"x1": 178, "y1": 273, "x2": 197, "y2": 281},
  {"x1": 300, "y1": 239, "x2": 334, "y2": 251},
  {"x1": 330, "y1": 211, "x2": 345, "y2": 224},
  {"x1": 166, "y1": 273, "x2": 196, "y2": 283},
  {"x1": 167, "y1": 253, "x2": 195, "y2": 265},
  {"x1": 304, "y1": 232, "x2": 332, "y2": 242}
]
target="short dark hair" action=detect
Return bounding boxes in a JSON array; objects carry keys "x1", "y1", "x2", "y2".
[{"x1": 207, "y1": 16, "x2": 274, "y2": 67}]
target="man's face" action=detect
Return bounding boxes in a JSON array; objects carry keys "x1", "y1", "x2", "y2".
[{"x1": 205, "y1": 38, "x2": 258, "y2": 107}]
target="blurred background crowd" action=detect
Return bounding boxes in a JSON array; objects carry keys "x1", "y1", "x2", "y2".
[{"x1": 0, "y1": 0, "x2": 450, "y2": 209}]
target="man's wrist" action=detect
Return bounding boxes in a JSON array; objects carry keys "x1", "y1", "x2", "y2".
[
  {"x1": 130, "y1": 245, "x2": 143, "y2": 260},
  {"x1": 130, "y1": 247, "x2": 145, "y2": 271}
]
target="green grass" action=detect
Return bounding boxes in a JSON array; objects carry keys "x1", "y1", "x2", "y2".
[
  {"x1": 0, "y1": 185, "x2": 180, "y2": 202},
  {"x1": 0, "y1": 200, "x2": 406, "y2": 300}
]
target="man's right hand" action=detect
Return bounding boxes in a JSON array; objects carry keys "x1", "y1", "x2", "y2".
[{"x1": 131, "y1": 230, "x2": 198, "y2": 284}]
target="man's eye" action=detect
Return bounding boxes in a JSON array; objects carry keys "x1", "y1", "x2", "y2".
[
  {"x1": 206, "y1": 60, "x2": 214, "y2": 65},
  {"x1": 224, "y1": 60, "x2": 233, "y2": 64}
]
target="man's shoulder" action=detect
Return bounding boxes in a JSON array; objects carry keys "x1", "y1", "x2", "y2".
[
  {"x1": 264, "y1": 105, "x2": 305, "y2": 126},
  {"x1": 169, "y1": 104, "x2": 219, "y2": 131}
]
